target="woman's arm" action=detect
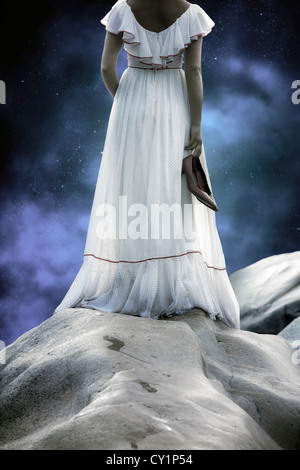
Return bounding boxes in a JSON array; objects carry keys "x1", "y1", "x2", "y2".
[
  {"x1": 101, "y1": 31, "x2": 123, "y2": 98},
  {"x1": 184, "y1": 37, "x2": 204, "y2": 157}
]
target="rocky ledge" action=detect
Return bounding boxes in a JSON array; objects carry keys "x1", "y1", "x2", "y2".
[
  {"x1": 229, "y1": 251, "x2": 300, "y2": 336},
  {"x1": 0, "y1": 304, "x2": 299, "y2": 450}
]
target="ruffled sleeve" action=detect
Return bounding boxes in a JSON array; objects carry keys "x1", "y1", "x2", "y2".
[
  {"x1": 101, "y1": 0, "x2": 145, "y2": 46},
  {"x1": 187, "y1": 4, "x2": 215, "y2": 39},
  {"x1": 100, "y1": 2, "x2": 215, "y2": 68},
  {"x1": 160, "y1": 4, "x2": 215, "y2": 62},
  {"x1": 100, "y1": 0, "x2": 126, "y2": 35}
]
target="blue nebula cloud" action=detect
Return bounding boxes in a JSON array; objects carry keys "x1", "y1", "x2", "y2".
[{"x1": 201, "y1": 54, "x2": 300, "y2": 271}]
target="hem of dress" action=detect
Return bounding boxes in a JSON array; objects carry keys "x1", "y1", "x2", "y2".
[
  {"x1": 83, "y1": 251, "x2": 227, "y2": 272},
  {"x1": 54, "y1": 300, "x2": 239, "y2": 330}
]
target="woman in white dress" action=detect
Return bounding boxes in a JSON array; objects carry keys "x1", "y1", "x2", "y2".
[{"x1": 54, "y1": 0, "x2": 240, "y2": 329}]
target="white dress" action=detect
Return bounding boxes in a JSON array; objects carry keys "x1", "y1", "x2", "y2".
[{"x1": 54, "y1": 0, "x2": 240, "y2": 329}]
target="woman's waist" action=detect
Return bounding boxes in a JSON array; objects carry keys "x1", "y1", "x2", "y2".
[
  {"x1": 128, "y1": 65, "x2": 183, "y2": 71},
  {"x1": 127, "y1": 53, "x2": 183, "y2": 71}
]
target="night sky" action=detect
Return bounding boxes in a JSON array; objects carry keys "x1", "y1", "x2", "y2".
[{"x1": 0, "y1": 0, "x2": 299, "y2": 345}]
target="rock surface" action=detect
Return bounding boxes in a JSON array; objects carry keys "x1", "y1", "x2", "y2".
[
  {"x1": 229, "y1": 251, "x2": 300, "y2": 334},
  {"x1": 0, "y1": 308, "x2": 299, "y2": 450}
]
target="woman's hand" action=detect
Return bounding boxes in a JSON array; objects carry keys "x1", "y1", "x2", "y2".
[{"x1": 185, "y1": 125, "x2": 203, "y2": 157}]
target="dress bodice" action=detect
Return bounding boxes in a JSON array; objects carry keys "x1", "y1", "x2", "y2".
[{"x1": 101, "y1": 1, "x2": 215, "y2": 70}]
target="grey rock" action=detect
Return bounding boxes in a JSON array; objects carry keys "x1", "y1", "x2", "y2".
[
  {"x1": 0, "y1": 308, "x2": 299, "y2": 450},
  {"x1": 229, "y1": 251, "x2": 300, "y2": 334}
]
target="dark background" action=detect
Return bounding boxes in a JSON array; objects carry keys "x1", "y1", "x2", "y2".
[{"x1": 0, "y1": 0, "x2": 299, "y2": 345}]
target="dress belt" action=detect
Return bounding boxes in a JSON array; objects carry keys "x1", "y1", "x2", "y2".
[{"x1": 128, "y1": 66, "x2": 182, "y2": 71}]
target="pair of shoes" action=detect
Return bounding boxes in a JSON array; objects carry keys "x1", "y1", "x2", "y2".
[{"x1": 182, "y1": 154, "x2": 218, "y2": 212}]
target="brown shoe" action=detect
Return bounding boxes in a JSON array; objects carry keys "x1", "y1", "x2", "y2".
[{"x1": 182, "y1": 155, "x2": 218, "y2": 212}]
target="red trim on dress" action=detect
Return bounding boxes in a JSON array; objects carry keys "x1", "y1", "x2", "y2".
[
  {"x1": 128, "y1": 66, "x2": 181, "y2": 70},
  {"x1": 106, "y1": 28, "x2": 137, "y2": 40},
  {"x1": 83, "y1": 251, "x2": 226, "y2": 272}
]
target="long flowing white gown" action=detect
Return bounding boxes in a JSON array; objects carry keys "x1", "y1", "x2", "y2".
[{"x1": 54, "y1": 0, "x2": 240, "y2": 329}]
